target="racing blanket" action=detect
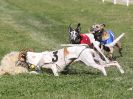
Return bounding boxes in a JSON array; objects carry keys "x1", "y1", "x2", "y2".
[{"x1": 101, "y1": 30, "x2": 115, "y2": 44}]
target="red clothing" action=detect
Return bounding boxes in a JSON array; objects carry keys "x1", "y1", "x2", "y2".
[{"x1": 80, "y1": 34, "x2": 91, "y2": 45}]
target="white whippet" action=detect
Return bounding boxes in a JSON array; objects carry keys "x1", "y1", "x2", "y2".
[{"x1": 17, "y1": 46, "x2": 124, "y2": 76}]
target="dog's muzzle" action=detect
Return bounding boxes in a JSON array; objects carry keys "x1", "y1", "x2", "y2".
[
  {"x1": 15, "y1": 60, "x2": 28, "y2": 68},
  {"x1": 15, "y1": 60, "x2": 21, "y2": 66}
]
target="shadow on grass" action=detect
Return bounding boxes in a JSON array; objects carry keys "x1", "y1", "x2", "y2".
[
  {"x1": 61, "y1": 67, "x2": 100, "y2": 76},
  {"x1": 112, "y1": 55, "x2": 123, "y2": 60},
  {"x1": 41, "y1": 67, "x2": 100, "y2": 76}
]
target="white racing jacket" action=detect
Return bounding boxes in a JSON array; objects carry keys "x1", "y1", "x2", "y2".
[{"x1": 26, "y1": 51, "x2": 53, "y2": 66}]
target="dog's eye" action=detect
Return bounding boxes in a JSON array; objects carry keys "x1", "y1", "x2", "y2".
[
  {"x1": 21, "y1": 54, "x2": 26, "y2": 58},
  {"x1": 75, "y1": 32, "x2": 78, "y2": 35},
  {"x1": 22, "y1": 55, "x2": 25, "y2": 57},
  {"x1": 96, "y1": 26, "x2": 99, "y2": 28}
]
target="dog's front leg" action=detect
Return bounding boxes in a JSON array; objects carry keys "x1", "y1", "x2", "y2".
[
  {"x1": 29, "y1": 71, "x2": 40, "y2": 74},
  {"x1": 51, "y1": 65, "x2": 59, "y2": 76},
  {"x1": 113, "y1": 61, "x2": 124, "y2": 74}
]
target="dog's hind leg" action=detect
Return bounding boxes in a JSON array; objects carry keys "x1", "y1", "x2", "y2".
[
  {"x1": 108, "y1": 47, "x2": 114, "y2": 60},
  {"x1": 116, "y1": 42, "x2": 123, "y2": 57}
]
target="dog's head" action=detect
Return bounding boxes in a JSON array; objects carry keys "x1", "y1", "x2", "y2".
[
  {"x1": 68, "y1": 23, "x2": 81, "y2": 44},
  {"x1": 16, "y1": 49, "x2": 33, "y2": 68},
  {"x1": 90, "y1": 23, "x2": 105, "y2": 33}
]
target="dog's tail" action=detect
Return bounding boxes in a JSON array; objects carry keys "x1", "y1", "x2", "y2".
[{"x1": 105, "y1": 33, "x2": 125, "y2": 47}]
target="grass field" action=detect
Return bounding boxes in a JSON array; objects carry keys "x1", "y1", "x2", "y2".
[{"x1": 0, "y1": 0, "x2": 133, "y2": 99}]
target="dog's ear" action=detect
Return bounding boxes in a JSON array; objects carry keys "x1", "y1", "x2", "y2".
[
  {"x1": 103, "y1": 24, "x2": 106, "y2": 27},
  {"x1": 101, "y1": 24, "x2": 106, "y2": 28},
  {"x1": 21, "y1": 48, "x2": 33, "y2": 52},
  {"x1": 19, "y1": 48, "x2": 33, "y2": 57},
  {"x1": 18, "y1": 48, "x2": 32, "y2": 59},
  {"x1": 27, "y1": 48, "x2": 33, "y2": 52},
  {"x1": 68, "y1": 24, "x2": 73, "y2": 33},
  {"x1": 18, "y1": 50, "x2": 27, "y2": 60},
  {"x1": 75, "y1": 23, "x2": 81, "y2": 33}
]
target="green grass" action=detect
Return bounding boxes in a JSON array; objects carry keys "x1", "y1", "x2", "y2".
[{"x1": 0, "y1": 0, "x2": 133, "y2": 99}]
